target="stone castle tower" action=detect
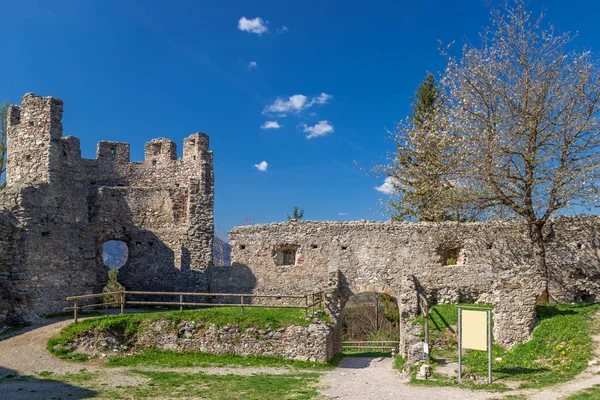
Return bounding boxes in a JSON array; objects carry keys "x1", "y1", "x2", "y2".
[{"x1": 0, "y1": 93, "x2": 214, "y2": 322}]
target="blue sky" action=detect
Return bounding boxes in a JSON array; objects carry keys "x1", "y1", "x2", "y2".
[{"x1": 2, "y1": 0, "x2": 599, "y2": 235}]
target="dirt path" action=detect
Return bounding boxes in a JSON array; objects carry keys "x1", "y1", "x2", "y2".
[
  {"x1": 0, "y1": 319, "x2": 91, "y2": 375},
  {"x1": 318, "y1": 356, "x2": 493, "y2": 400}
]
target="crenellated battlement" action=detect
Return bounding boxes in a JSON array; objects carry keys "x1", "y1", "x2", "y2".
[
  {"x1": 6, "y1": 93, "x2": 65, "y2": 187},
  {"x1": 97, "y1": 141, "x2": 131, "y2": 164},
  {"x1": 5, "y1": 93, "x2": 213, "y2": 191},
  {"x1": 144, "y1": 138, "x2": 176, "y2": 164},
  {"x1": 183, "y1": 133, "x2": 210, "y2": 161}
]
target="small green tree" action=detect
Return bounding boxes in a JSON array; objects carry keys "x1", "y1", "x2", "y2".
[
  {"x1": 0, "y1": 101, "x2": 11, "y2": 189},
  {"x1": 383, "y1": 74, "x2": 478, "y2": 222},
  {"x1": 287, "y1": 206, "x2": 304, "y2": 221},
  {"x1": 103, "y1": 268, "x2": 124, "y2": 306}
]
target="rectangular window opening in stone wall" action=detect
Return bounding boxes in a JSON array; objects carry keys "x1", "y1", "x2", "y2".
[
  {"x1": 439, "y1": 242, "x2": 465, "y2": 266},
  {"x1": 273, "y1": 245, "x2": 298, "y2": 267}
]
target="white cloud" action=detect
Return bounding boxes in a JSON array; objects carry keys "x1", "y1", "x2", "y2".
[
  {"x1": 303, "y1": 120, "x2": 334, "y2": 139},
  {"x1": 338, "y1": 212, "x2": 348, "y2": 216},
  {"x1": 261, "y1": 121, "x2": 281, "y2": 129},
  {"x1": 238, "y1": 17, "x2": 268, "y2": 35},
  {"x1": 248, "y1": 61, "x2": 258, "y2": 68},
  {"x1": 277, "y1": 25, "x2": 289, "y2": 33},
  {"x1": 254, "y1": 160, "x2": 268, "y2": 172},
  {"x1": 311, "y1": 93, "x2": 332, "y2": 105},
  {"x1": 374, "y1": 177, "x2": 397, "y2": 195},
  {"x1": 263, "y1": 93, "x2": 332, "y2": 115},
  {"x1": 264, "y1": 94, "x2": 307, "y2": 113}
]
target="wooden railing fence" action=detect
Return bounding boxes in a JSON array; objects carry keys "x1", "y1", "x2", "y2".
[
  {"x1": 342, "y1": 340, "x2": 400, "y2": 356},
  {"x1": 65, "y1": 291, "x2": 325, "y2": 323}
]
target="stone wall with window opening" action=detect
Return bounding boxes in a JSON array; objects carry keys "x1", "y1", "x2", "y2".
[
  {"x1": 225, "y1": 216, "x2": 600, "y2": 348},
  {"x1": 273, "y1": 245, "x2": 298, "y2": 267}
]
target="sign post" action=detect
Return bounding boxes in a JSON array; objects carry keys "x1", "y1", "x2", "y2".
[{"x1": 457, "y1": 306, "x2": 493, "y2": 384}]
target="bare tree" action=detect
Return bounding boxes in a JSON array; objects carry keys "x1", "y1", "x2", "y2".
[
  {"x1": 213, "y1": 225, "x2": 229, "y2": 266},
  {"x1": 242, "y1": 215, "x2": 256, "y2": 225},
  {"x1": 441, "y1": 1, "x2": 600, "y2": 300}
]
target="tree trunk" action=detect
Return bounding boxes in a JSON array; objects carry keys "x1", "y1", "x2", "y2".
[{"x1": 529, "y1": 221, "x2": 549, "y2": 303}]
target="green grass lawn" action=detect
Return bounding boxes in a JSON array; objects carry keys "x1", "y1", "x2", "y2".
[
  {"x1": 412, "y1": 303, "x2": 600, "y2": 390},
  {"x1": 122, "y1": 370, "x2": 321, "y2": 400},
  {"x1": 566, "y1": 384, "x2": 600, "y2": 400},
  {"x1": 9, "y1": 369, "x2": 321, "y2": 400},
  {"x1": 107, "y1": 349, "x2": 338, "y2": 370}
]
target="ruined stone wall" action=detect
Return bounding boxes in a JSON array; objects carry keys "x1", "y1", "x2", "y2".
[
  {"x1": 227, "y1": 217, "x2": 600, "y2": 302},
  {"x1": 223, "y1": 217, "x2": 600, "y2": 346},
  {"x1": 226, "y1": 220, "x2": 524, "y2": 300},
  {"x1": 0, "y1": 205, "x2": 21, "y2": 325},
  {"x1": 71, "y1": 319, "x2": 340, "y2": 363},
  {"x1": 0, "y1": 93, "x2": 214, "y2": 321}
]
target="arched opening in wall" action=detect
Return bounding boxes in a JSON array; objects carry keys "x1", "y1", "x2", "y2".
[
  {"x1": 102, "y1": 240, "x2": 128, "y2": 304},
  {"x1": 341, "y1": 292, "x2": 399, "y2": 353}
]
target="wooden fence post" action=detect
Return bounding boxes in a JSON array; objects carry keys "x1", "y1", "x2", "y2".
[
  {"x1": 120, "y1": 291, "x2": 124, "y2": 315},
  {"x1": 180, "y1": 294, "x2": 183, "y2": 313},
  {"x1": 305, "y1": 295, "x2": 308, "y2": 318},
  {"x1": 74, "y1": 299, "x2": 78, "y2": 323},
  {"x1": 241, "y1": 295, "x2": 244, "y2": 315}
]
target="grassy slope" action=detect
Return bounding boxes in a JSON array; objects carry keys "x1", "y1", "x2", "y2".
[
  {"x1": 42, "y1": 307, "x2": 335, "y2": 399},
  {"x1": 413, "y1": 303, "x2": 600, "y2": 389},
  {"x1": 567, "y1": 384, "x2": 600, "y2": 400},
  {"x1": 48, "y1": 307, "x2": 330, "y2": 363}
]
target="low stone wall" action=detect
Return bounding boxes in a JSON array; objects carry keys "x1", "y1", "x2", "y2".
[{"x1": 70, "y1": 319, "x2": 341, "y2": 363}]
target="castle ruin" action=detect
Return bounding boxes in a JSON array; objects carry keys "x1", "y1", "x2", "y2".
[
  {"x1": 3, "y1": 93, "x2": 600, "y2": 360},
  {"x1": 0, "y1": 93, "x2": 214, "y2": 323}
]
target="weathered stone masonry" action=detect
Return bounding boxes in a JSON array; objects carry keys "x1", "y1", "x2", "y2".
[
  {"x1": 221, "y1": 217, "x2": 600, "y2": 354},
  {"x1": 0, "y1": 93, "x2": 214, "y2": 323}
]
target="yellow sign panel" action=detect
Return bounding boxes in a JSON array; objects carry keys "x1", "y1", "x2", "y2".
[{"x1": 461, "y1": 309, "x2": 488, "y2": 351}]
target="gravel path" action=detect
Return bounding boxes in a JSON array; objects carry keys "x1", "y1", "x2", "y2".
[
  {"x1": 318, "y1": 356, "x2": 494, "y2": 400},
  {"x1": 0, "y1": 318, "x2": 92, "y2": 375}
]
